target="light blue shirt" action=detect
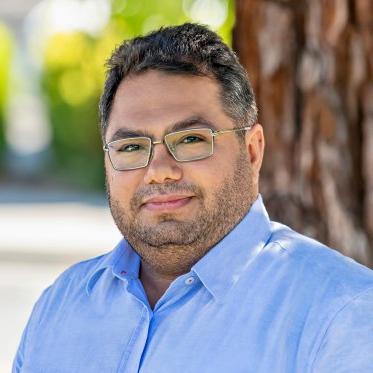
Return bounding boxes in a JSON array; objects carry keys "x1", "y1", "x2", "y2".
[{"x1": 13, "y1": 196, "x2": 373, "y2": 372}]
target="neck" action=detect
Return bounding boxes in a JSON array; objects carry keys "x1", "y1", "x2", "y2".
[{"x1": 139, "y1": 260, "x2": 178, "y2": 309}]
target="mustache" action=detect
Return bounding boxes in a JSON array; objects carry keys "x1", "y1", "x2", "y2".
[{"x1": 131, "y1": 182, "x2": 203, "y2": 208}]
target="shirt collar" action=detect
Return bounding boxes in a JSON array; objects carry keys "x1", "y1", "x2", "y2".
[
  {"x1": 86, "y1": 240, "x2": 140, "y2": 295},
  {"x1": 86, "y1": 195, "x2": 272, "y2": 300},
  {"x1": 191, "y1": 194, "x2": 272, "y2": 303}
]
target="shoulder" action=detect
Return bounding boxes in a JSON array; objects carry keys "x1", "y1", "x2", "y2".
[
  {"x1": 12, "y1": 251, "x2": 116, "y2": 371},
  {"x1": 262, "y1": 223, "x2": 373, "y2": 371},
  {"x1": 30, "y1": 251, "x2": 112, "y2": 320},
  {"x1": 50, "y1": 252, "x2": 110, "y2": 291},
  {"x1": 266, "y1": 221, "x2": 373, "y2": 301}
]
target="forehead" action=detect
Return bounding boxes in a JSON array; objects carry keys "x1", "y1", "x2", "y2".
[{"x1": 106, "y1": 70, "x2": 228, "y2": 139}]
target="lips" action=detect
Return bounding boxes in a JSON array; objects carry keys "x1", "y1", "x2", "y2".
[{"x1": 141, "y1": 194, "x2": 194, "y2": 211}]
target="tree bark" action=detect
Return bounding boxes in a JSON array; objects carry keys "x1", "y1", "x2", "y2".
[{"x1": 233, "y1": 0, "x2": 373, "y2": 267}]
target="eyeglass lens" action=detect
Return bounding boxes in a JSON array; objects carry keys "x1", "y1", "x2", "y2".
[{"x1": 107, "y1": 128, "x2": 214, "y2": 170}]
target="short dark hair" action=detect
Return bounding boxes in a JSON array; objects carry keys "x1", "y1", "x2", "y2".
[{"x1": 99, "y1": 23, "x2": 257, "y2": 139}]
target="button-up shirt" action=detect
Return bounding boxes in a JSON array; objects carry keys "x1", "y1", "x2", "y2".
[{"x1": 13, "y1": 196, "x2": 373, "y2": 372}]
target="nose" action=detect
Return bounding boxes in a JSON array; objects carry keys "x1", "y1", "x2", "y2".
[{"x1": 143, "y1": 143, "x2": 183, "y2": 184}]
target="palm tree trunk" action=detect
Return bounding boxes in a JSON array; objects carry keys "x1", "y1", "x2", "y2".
[{"x1": 233, "y1": 0, "x2": 373, "y2": 266}]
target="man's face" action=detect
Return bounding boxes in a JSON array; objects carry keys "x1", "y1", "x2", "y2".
[{"x1": 105, "y1": 70, "x2": 264, "y2": 275}]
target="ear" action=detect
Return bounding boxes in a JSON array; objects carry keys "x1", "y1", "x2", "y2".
[{"x1": 245, "y1": 123, "x2": 265, "y2": 173}]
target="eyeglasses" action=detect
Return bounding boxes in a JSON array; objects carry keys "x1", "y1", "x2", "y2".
[{"x1": 103, "y1": 126, "x2": 252, "y2": 171}]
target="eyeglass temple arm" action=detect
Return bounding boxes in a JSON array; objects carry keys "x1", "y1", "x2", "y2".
[{"x1": 213, "y1": 125, "x2": 253, "y2": 137}]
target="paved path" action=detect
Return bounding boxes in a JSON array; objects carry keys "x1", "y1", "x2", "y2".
[{"x1": 0, "y1": 185, "x2": 121, "y2": 371}]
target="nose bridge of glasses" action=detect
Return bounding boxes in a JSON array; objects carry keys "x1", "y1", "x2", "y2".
[
  {"x1": 152, "y1": 139, "x2": 163, "y2": 145},
  {"x1": 144, "y1": 137, "x2": 175, "y2": 168},
  {"x1": 152, "y1": 137, "x2": 177, "y2": 153}
]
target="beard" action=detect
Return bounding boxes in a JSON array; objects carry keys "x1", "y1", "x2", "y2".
[{"x1": 107, "y1": 149, "x2": 257, "y2": 275}]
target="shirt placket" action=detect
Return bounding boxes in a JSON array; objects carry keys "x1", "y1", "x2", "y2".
[
  {"x1": 117, "y1": 279, "x2": 153, "y2": 373},
  {"x1": 117, "y1": 273, "x2": 200, "y2": 373}
]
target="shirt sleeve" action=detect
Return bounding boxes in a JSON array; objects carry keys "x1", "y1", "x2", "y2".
[
  {"x1": 12, "y1": 286, "x2": 51, "y2": 373},
  {"x1": 311, "y1": 287, "x2": 373, "y2": 373}
]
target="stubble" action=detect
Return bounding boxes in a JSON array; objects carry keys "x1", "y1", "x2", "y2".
[{"x1": 107, "y1": 149, "x2": 257, "y2": 276}]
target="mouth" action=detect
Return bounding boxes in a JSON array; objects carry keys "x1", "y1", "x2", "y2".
[{"x1": 141, "y1": 194, "x2": 194, "y2": 212}]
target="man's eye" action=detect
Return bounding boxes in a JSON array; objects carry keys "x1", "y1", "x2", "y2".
[
  {"x1": 119, "y1": 143, "x2": 142, "y2": 152},
  {"x1": 180, "y1": 135, "x2": 205, "y2": 144}
]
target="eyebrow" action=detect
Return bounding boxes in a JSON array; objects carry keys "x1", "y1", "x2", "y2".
[{"x1": 108, "y1": 116, "x2": 218, "y2": 143}]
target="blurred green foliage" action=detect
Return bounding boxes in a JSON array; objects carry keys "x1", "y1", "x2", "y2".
[
  {"x1": 42, "y1": 31, "x2": 118, "y2": 189},
  {"x1": 41, "y1": 0, "x2": 234, "y2": 190},
  {"x1": 0, "y1": 22, "x2": 13, "y2": 164}
]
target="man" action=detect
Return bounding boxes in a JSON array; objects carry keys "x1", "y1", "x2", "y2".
[{"x1": 14, "y1": 23, "x2": 373, "y2": 372}]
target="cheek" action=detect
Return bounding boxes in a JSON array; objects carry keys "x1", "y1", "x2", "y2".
[
  {"x1": 106, "y1": 170, "x2": 140, "y2": 206},
  {"x1": 182, "y1": 157, "x2": 231, "y2": 191}
]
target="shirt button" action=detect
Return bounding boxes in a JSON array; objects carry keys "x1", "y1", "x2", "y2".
[{"x1": 185, "y1": 276, "x2": 195, "y2": 285}]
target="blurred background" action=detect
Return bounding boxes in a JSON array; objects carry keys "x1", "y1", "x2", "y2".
[{"x1": 0, "y1": 0, "x2": 372, "y2": 370}]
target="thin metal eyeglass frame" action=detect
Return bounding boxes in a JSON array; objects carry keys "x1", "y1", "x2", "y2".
[{"x1": 103, "y1": 125, "x2": 253, "y2": 171}]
